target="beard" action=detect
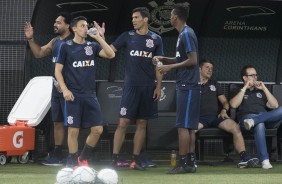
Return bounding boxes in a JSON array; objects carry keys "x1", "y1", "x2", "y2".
[{"x1": 54, "y1": 27, "x2": 64, "y2": 35}]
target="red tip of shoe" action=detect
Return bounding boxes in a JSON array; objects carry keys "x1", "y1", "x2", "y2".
[{"x1": 77, "y1": 157, "x2": 89, "y2": 166}]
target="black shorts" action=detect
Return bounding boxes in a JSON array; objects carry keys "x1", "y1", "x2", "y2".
[
  {"x1": 176, "y1": 88, "x2": 200, "y2": 129},
  {"x1": 119, "y1": 86, "x2": 158, "y2": 120},
  {"x1": 65, "y1": 95, "x2": 104, "y2": 128},
  {"x1": 51, "y1": 95, "x2": 65, "y2": 123}
]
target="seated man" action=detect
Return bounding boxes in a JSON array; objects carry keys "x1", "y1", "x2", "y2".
[
  {"x1": 198, "y1": 59, "x2": 258, "y2": 168},
  {"x1": 230, "y1": 64, "x2": 282, "y2": 169}
]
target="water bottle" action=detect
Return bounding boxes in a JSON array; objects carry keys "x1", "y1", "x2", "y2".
[
  {"x1": 52, "y1": 78, "x2": 58, "y2": 88},
  {"x1": 87, "y1": 27, "x2": 98, "y2": 35},
  {"x1": 156, "y1": 58, "x2": 166, "y2": 74},
  {"x1": 170, "y1": 150, "x2": 177, "y2": 167},
  {"x1": 156, "y1": 58, "x2": 163, "y2": 67}
]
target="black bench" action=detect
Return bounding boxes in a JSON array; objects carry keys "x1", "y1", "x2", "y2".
[{"x1": 197, "y1": 127, "x2": 280, "y2": 161}]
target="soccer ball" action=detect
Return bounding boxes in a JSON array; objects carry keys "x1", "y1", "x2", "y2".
[
  {"x1": 56, "y1": 167, "x2": 74, "y2": 184},
  {"x1": 97, "y1": 168, "x2": 118, "y2": 184},
  {"x1": 71, "y1": 166, "x2": 96, "y2": 184}
]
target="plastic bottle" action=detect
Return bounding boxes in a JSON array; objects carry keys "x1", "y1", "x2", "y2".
[
  {"x1": 52, "y1": 78, "x2": 59, "y2": 88},
  {"x1": 156, "y1": 58, "x2": 166, "y2": 74},
  {"x1": 170, "y1": 150, "x2": 176, "y2": 167},
  {"x1": 87, "y1": 27, "x2": 98, "y2": 35},
  {"x1": 156, "y1": 58, "x2": 163, "y2": 67}
]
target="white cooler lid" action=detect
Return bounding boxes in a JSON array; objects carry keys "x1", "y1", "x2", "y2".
[{"x1": 8, "y1": 76, "x2": 53, "y2": 127}]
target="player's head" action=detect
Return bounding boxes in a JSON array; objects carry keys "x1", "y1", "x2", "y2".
[
  {"x1": 54, "y1": 12, "x2": 72, "y2": 35},
  {"x1": 132, "y1": 7, "x2": 150, "y2": 30},
  {"x1": 170, "y1": 3, "x2": 190, "y2": 26},
  {"x1": 199, "y1": 59, "x2": 214, "y2": 79},
  {"x1": 70, "y1": 16, "x2": 88, "y2": 38}
]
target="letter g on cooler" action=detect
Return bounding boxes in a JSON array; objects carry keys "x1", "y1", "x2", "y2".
[{"x1": 13, "y1": 131, "x2": 24, "y2": 148}]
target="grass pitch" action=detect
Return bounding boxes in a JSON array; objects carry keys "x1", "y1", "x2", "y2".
[{"x1": 0, "y1": 161, "x2": 282, "y2": 184}]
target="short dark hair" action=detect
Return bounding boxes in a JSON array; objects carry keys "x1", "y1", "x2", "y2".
[
  {"x1": 70, "y1": 16, "x2": 87, "y2": 29},
  {"x1": 57, "y1": 12, "x2": 73, "y2": 25},
  {"x1": 172, "y1": 3, "x2": 190, "y2": 22},
  {"x1": 240, "y1": 65, "x2": 256, "y2": 81},
  {"x1": 132, "y1": 7, "x2": 150, "y2": 21},
  {"x1": 199, "y1": 59, "x2": 214, "y2": 68}
]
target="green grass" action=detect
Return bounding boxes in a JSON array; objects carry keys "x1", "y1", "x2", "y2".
[{"x1": 0, "y1": 162, "x2": 282, "y2": 184}]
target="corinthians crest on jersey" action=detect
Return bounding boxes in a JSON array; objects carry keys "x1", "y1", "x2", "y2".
[
  {"x1": 146, "y1": 39, "x2": 154, "y2": 48},
  {"x1": 84, "y1": 46, "x2": 93, "y2": 56}
]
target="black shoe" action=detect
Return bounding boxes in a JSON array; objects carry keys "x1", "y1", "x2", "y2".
[
  {"x1": 66, "y1": 154, "x2": 78, "y2": 168},
  {"x1": 41, "y1": 155, "x2": 63, "y2": 166},
  {"x1": 130, "y1": 161, "x2": 146, "y2": 171},
  {"x1": 167, "y1": 164, "x2": 196, "y2": 174},
  {"x1": 237, "y1": 157, "x2": 259, "y2": 168},
  {"x1": 140, "y1": 159, "x2": 157, "y2": 168},
  {"x1": 184, "y1": 164, "x2": 196, "y2": 173},
  {"x1": 247, "y1": 158, "x2": 259, "y2": 168},
  {"x1": 167, "y1": 166, "x2": 187, "y2": 174}
]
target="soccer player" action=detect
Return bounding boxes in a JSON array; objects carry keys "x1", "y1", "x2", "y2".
[
  {"x1": 110, "y1": 7, "x2": 164, "y2": 170},
  {"x1": 154, "y1": 3, "x2": 200, "y2": 174},
  {"x1": 24, "y1": 12, "x2": 73, "y2": 166},
  {"x1": 55, "y1": 16, "x2": 115, "y2": 167}
]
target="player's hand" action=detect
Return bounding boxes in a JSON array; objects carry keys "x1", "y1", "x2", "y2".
[
  {"x1": 24, "y1": 22, "x2": 33, "y2": 40},
  {"x1": 87, "y1": 29, "x2": 102, "y2": 40},
  {"x1": 153, "y1": 87, "x2": 161, "y2": 101},
  {"x1": 56, "y1": 84, "x2": 62, "y2": 93},
  {"x1": 152, "y1": 56, "x2": 164, "y2": 65},
  {"x1": 93, "y1": 21, "x2": 105, "y2": 38},
  {"x1": 63, "y1": 89, "x2": 75, "y2": 101},
  {"x1": 158, "y1": 65, "x2": 171, "y2": 74}
]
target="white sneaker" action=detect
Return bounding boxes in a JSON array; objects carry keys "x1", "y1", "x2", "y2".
[
  {"x1": 262, "y1": 159, "x2": 273, "y2": 169},
  {"x1": 244, "y1": 119, "x2": 254, "y2": 130}
]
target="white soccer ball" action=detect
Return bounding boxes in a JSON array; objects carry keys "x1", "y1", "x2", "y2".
[
  {"x1": 97, "y1": 168, "x2": 118, "y2": 184},
  {"x1": 56, "y1": 167, "x2": 74, "y2": 184},
  {"x1": 71, "y1": 166, "x2": 96, "y2": 184}
]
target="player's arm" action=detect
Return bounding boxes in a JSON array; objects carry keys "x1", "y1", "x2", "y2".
[
  {"x1": 153, "y1": 37, "x2": 164, "y2": 101},
  {"x1": 162, "y1": 57, "x2": 177, "y2": 64},
  {"x1": 172, "y1": 52, "x2": 197, "y2": 68},
  {"x1": 55, "y1": 63, "x2": 74, "y2": 101},
  {"x1": 28, "y1": 38, "x2": 54, "y2": 58},
  {"x1": 24, "y1": 21, "x2": 53, "y2": 58},
  {"x1": 110, "y1": 44, "x2": 117, "y2": 52},
  {"x1": 157, "y1": 52, "x2": 197, "y2": 74},
  {"x1": 152, "y1": 56, "x2": 176, "y2": 65},
  {"x1": 88, "y1": 33, "x2": 115, "y2": 59},
  {"x1": 153, "y1": 65, "x2": 163, "y2": 101}
]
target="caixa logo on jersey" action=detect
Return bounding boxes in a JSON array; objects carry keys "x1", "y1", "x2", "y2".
[
  {"x1": 13, "y1": 131, "x2": 23, "y2": 148},
  {"x1": 73, "y1": 60, "x2": 95, "y2": 67},
  {"x1": 130, "y1": 50, "x2": 153, "y2": 58}
]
